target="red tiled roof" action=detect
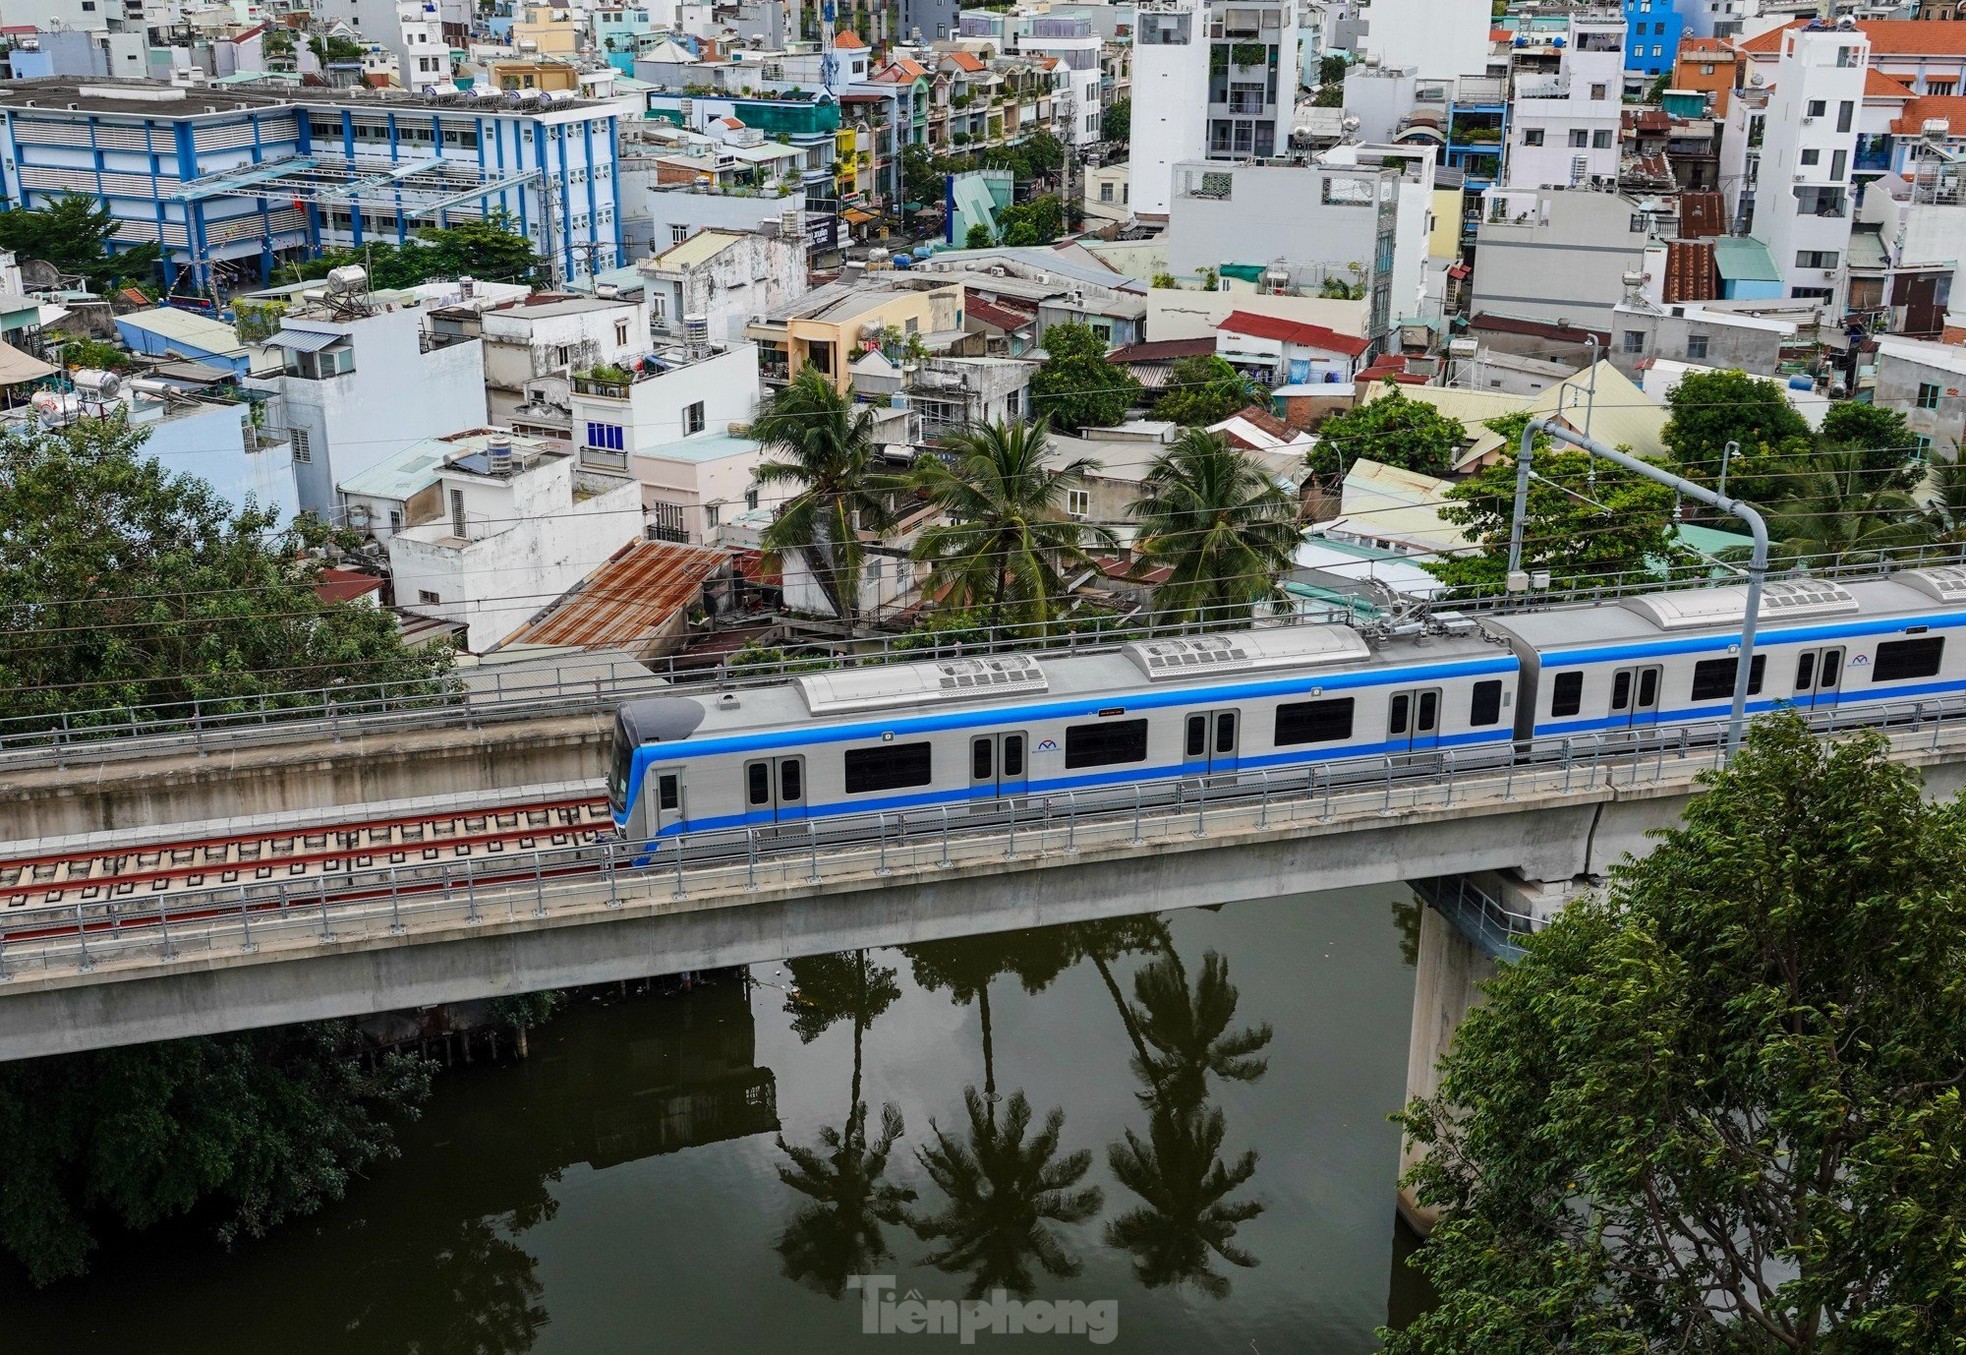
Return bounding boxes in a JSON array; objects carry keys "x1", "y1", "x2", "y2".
[
  {"x1": 833, "y1": 29, "x2": 867, "y2": 48},
  {"x1": 1215, "y1": 310, "x2": 1371, "y2": 356},
  {"x1": 315, "y1": 568, "x2": 383, "y2": 605},
  {"x1": 1663, "y1": 240, "x2": 1717, "y2": 304},
  {"x1": 1489, "y1": 27, "x2": 1509, "y2": 42},
  {"x1": 1679, "y1": 191, "x2": 1728, "y2": 238},
  {"x1": 504, "y1": 541, "x2": 733, "y2": 653},
  {"x1": 1866, "y1": 68, "x2": 1916, "y2": 98},
  {"x1": 1740, "y1": 19, "x2": 1966, "y2": 58},
  {"x1": 1106, "y1": 336, "x2": 1217, "y2": 364},
  {"x1": 1213, "y1": 404, "x2": 1296, "y2": 447},
  {"x1": 875, "y1": 57, "x2": 928, "y2": 81},
  {"x1": 1678, "y1": 36, "x2": 1729, "y2": 54},
  {"x1": 944, "y1": 51, "x2": 985, "y2": 72},
  {"x1": 1893, "y1": 94, "x2": 1966, "y2": 134}
]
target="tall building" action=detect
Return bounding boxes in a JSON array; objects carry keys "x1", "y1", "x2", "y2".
[
  {"x1": 1621, "y1": 0, "x2": 1683, "y2": 79},
  {"x1": 1504, "y1": 14, "x2": 1626, "y2": 190},
  {"x1": 0, "y1": 77, "x2": 625, "y2": 293},
  {"x1": 1129, "y1": 0, "x2": 1298, "y2": 220},
  {"x1": 1357, "y1": 0, "x2": 1491, "y2": 83}
]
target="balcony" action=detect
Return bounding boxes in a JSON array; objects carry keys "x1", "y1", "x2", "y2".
[{"x1": 1514, "y1": 74, "x2": 1569, "y2": 99}]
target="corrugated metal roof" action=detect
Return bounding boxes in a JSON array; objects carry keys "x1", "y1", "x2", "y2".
[
  {"x1": 270, "y1": 326, "x2": 345, "y2": 353},
  {"x1": 117, "y1": 306, "x2": 248, "y2": 356},
  {"x1": 1713, "y1": 236, "x2": 1782, "y2": 283},
  {"x1": 1663, "y1": 240, "x2": 1718, "y2": 303},
  {"x1": 504, "y1": 540, "x2": 733, "y2": 653}
]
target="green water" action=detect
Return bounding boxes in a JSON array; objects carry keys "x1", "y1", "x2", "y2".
[{"x1": 0, "y1": 886, "x2": 1428, "y2": 1352}]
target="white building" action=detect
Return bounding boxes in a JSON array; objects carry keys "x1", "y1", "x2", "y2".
[
  {"x1": 368, "y1": 429, "x2": 646, "y2": 652},
  {"x1": 1356, "y1": 0, "x2": 1492, "y2": 82},
  {"x1": 1504, "y1": 14, "x2": 1627, "y2": 190},
  {"x1": 622, "y1": 429, "x2": 767, "y2": 545},
  {"x1": 257, "y1": 298, "x2": 490, "y2": 518},
  {"x1": 311, "y1": 0, "x2": 449, "y2": 89},
  {"x1": 634, "y1": 223, "x2": 807, "y2": 345},
  {"x1": 1007, "y1": 13, "x2": 1105, "y2": 147},
  {"x1": 1874, "y1": 337, "x2": 1966, "y2": 462},
  {"x1": 427, "y1": 293, "x2": 652, "y2": 426},
  {"x1": 1738, "y1": 20, "x2": 1869, "y2": 314}
]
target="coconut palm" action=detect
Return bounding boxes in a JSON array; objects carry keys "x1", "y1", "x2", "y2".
[
  {"x1": 1105, "y1": 1103, "x2": 1262, "y2": 1298},
  {"x1": 774, "y1": 950, "x2": 914, "y2": 1297},
  {"x1": 904, "y1": 929, "x2": 1080, "y2": 1105},
  {"x1": 1923, "y1": 457, "x2": 1966, "y2": 544},
  {"x1": 911, "y1": 1087, "x2": 1104, "y2": 1299},
  {"x1": 1124, "y1": 948, "x2": 1273, "y2": 1114},
  {"x1": 751, "y1": 367, "x2": 899, "y2": 633},
  {"x1": 907, "y1": 418, "x2": 1116, "y2": 632},
  {"x1": 1767, "y1": 448, "x2": 1931, "y2": 568},
  {"x1": 1127, "y1": 427, "x2": 1301, "y2": 628}
]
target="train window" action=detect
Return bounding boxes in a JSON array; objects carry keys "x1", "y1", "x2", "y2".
[
  {"x1": 1388, "y1": 694, "x2": 1409, "y2": 735},
  {"x1": 1003, "y1": 735, "x2": 1024, "y2": 776},
  {"x1": 1611, "y1": 671, "x2": 1631, "y2": 711},
  {"x1": 779, "y1": 760, "x2": 803, "y2": 802},
  {"x1": 1185, "y1": 715, "x2": 1206, "y2": 758},
  {"x1": 1274, "y1": 698, "x2": 1354, "y2": 746},
  {"x1": 1690, "y1": 656, "x2": 1766, "y2": 701},
  {"x1": 844, "y1": 743, "x2": 933, "y2": 793},
  {"x1": 1550, "y1": 671, "x2": 1584, "y2": 717},
  {"x1": 1416, "y1": 691, "x2": 1438, "y2": 731},
  {"x1": 1215, "y1": 712, "x2": 1237, "y2": 753},
  {"x1": 1637, "y1": 669, "x2": 1658, "y2": 708},
  {"x1": 1873, "y1": 636, "x2": 1945, "y2": 682},
  {"x1": 1795, "y1": 652, "x2": 1815, "y2": 691},
  {"x1": 657, "y1": 774, "x2": 679, "y2": 811},
  {"x1": 972, "y1": 739, "x2": 993, "y2": 780},
  {"x1": 1469, "y1": 680, "x2": 1503, "y2": 727},
  {"x1": 1065, "y1": 718, "x2": 1149, "y2": 768},
  {"x1": 607, "y1": 718, "x2": 635, "y2": 813},
  {"x1": 746, "y1": 763, "x2": 770, "y2": 806}
]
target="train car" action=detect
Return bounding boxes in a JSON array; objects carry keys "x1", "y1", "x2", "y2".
[
  {"x1": 609, "y1": 623, "x2": 1523, "y2": 842},
  {"x1": 1486, "y1": 568, "x2": 1966, "y2": 741}
]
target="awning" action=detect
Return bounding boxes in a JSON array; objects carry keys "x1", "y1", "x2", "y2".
[
  {"x1": 842, "y1": 207, "x2": 877, "y2": 224},
  {"x1": 269, "y1": 327, "x2": 345, "y2": 352},
  {"x1": 0, "y1": 340, "x2": 55, "y2": 385}
]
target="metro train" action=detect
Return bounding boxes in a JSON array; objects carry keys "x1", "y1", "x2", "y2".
[{"x1": 608, "y1": 567, "x2": 1966, "y2": 842}]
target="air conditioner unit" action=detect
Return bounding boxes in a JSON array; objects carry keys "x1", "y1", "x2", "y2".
[
  {"x1": 1800, "y1": 115, "x2": 1815, "y2": 124},
  {"x1": 1821, "y1": 267, "x2": 1838, "y2": 278}
]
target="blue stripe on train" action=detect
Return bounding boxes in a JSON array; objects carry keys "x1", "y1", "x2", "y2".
[
  {"x1": 1526, "y1": 611, "x2": 1966, "y2": 667},
  {"x1": 1531, "y1": 676, "x2": 1966, "y2": 739}
]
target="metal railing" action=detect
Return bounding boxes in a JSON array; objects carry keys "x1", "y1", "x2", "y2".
[
  {"x1": 10, "y1": 701, "x2": 1966, "y2": 985},
  {"x1": 1412, "y1": 874, "x2": 1550, "y2": 961}
]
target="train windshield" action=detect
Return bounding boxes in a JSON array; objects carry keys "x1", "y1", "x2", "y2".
[{"x1": 606, "y1": 712, "x2": 635, "y2": 816}]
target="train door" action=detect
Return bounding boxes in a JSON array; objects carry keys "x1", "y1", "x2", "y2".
[
  {"x1": 1182, "y1": 709, "x2": 1241, "y2": 775},
  {"x1": 1609, "y1": 665, "x2": 1663, "y2": 730},
  {"x1": 1386, "y1": 688, "x2": 1442, "y2": 753},
  {"x1": 969, "y1": 732, "x2": 1029, "y2": 802},
  {"x1": 647, "y1": 767, "x2": 685, "y2": 837},
  {"x1": 1792, "y1": 646, "x2": 1844, "y2": 712},
  {"x1": 742, "y1": 756, "x2": 807, "y2": 824}
]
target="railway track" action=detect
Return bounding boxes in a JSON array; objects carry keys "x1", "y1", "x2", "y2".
[{"x1": 1, "y1": 795, "x2": 611, "y2": 912}]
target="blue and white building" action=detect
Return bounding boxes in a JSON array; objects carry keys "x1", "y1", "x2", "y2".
[{"x1": 0, "y1": 77, "x2": 627, "y2": 295}]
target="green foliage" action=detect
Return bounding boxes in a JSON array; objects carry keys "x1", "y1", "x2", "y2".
[
  {"x1": 1425, "y1": 447, "x2": 1683, "y2": 595},
  {"x1": 1390, "y1": 714, "x2": 1966, "y2": 1353},
  {"x1": 907, "y1": 418, "x2": 1116, "y2": 630},
  {"x1": 1312, "y1": 82, "x2": 1344, "y2": 107},
  {"x1": 1318, "y1": 272, "x2": 1363, "y2": 298},
  {"x1": 724, "y1": 640, "x2": 839, "y2": 675},
  {"x1": 0, "y1": 1022, "x2": 432, "y2": 1285},
  {"x1": 1308, "y1": 388, "x2": 1465, "y2": 481},
  {"x1": 750, "y1": 367, "x2": 900, "y2": 633},
  {"x1": 1645, "y1": 70, "x2": 1670, "y2": 103},
  {"x1": 261, "y1": 26, "x2": 294, "y2": 56},
  {"x1": 291, "y1": 215, "x2": 541, "y2": 291},
  {"x1": 46, "y1": 333, "x2": 132, "y2": 372},
  {"x1": 1767, "y1": 448, "x2": 1930, "y2": 569},
  {"x1": 0, "y1": 195, "x2": 160, "y2": 290},
  {"x1": 1030, "y1": 321, "x2": 1141, "y2": 433},
  {"x1": 0, "y1": 417, "x2": 452, "y2": 730},
  {"x1": 582, "y1": 362, "x2": 633, "y2": 383},
  {"x1": 1819, "y1": 399, "x2": 1917, "y2": 475},
  {"x1": 996, "y1": 194, "x2": 1064, "y2": 247},
  {"x1": 964, "y1": 223, "x2": 995, "y2": 249},
  {"x1": 1102, "y1": 96, "x2": 1130, "y2": 144},
  {"x1": 1317, "y1": 54, "x2": 1349, "y2": 86},
  {"x1": 1661, "y1": 368, "x2": 1814, "y2": 487},
  {"x1": 486, "y1": 991, "x2": 564, "y2": 1033},
  {"x1": 1129, "y1": 428, "x2": 1300, "y2": 625},
  {"x1": 1151, "y1": 271, "x2": 1178, "y2": 290},
  {"x1": 1154, "y1": 354, "x2": 1263, "y2": 428},
  {"x1": 231, "y1": 299, "x2": 288, "y2": 345},
  {"x1": 316, "y1": 34, "x2": 367, "y2": 63}
]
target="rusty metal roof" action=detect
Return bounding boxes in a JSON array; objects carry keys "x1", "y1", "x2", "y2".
[
  {"x1": 503, "y1": 540, "x2": 733, "y2": 655},
  {"x1": 1663, "y1": 240, "x2": 1719, "y2": 304},
  {"x1": 1678, "y1": 191, "x2": 1727, "y2": 239}
]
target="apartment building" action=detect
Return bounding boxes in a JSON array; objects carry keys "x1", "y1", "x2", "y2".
[{"x1": 1504, "y1": 13, "x2": 1626, "y2": 190}]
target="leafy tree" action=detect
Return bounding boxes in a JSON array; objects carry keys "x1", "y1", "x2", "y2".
[
  {"x1": 725, "y1": 640, "x2": 838, "y2": 676},
  {"x1": 0, "y1": 195, "x2": 160, "y2": 289},
  {"x1": 316, "y1": 34, "x2": 367, "y2": 64},
  {"x1": 1425, "y1": 444, "x2": 1682, "y2": 595},
  {"x1": 907, "y1": 418, "x2": 1116, "y2": 630},
  {"x1": 1312, "y1": 83, "x2": 1344, "y2": 107},
  {"x1": 964, "y1": 223, "x2": 994, "y2": 249},
  {"x1": 1307, "y1": 388, "x2": 1465, "y2": 482},
  {"x1": 1661, "y1": 368, "x2": 1814, "y2": 487},
  {"x1": 751, "y1": 366, "x2": 899, "y2": 633},
  {"x1": 0, "y1": 416, "x2": 451, "y2": 730},
  {"x1": 1768, "y1": 447, "x2": 1930, "y2": 568},
  {"x1": 911, "y1": 1088, "x2": 1104, "y2": 1299},
  {"x1": 1819, "y1": 400, "x2": 1918, "y2": 476},
  {"x1": 293, "y1": 216, "x2": 540, "y2": 290},
  {"x1": 903, "y1": 142, "x2": 944, "y2": 207},
  {"x1": 1644, "y1": 71, "x2": 1671, "y2": 103},
  {"x1": 1926, "y1": 458, "x2": 1966, "y2": 542},
  {"x1": 1154, "y1": 354, "x2": 1263, "y2": 428},
  {"x1": 1103, "y1": 96, "x2": 1130, "y2": 144},
  {"x1": 996, "y1": 194, "x2": 1065, "y2": 247},
  {"x1": 1317, "y1": 53, "x2": 1349, "y2": 86},
  {"x1": 261, "y1": 26, "x2": 295, "y2": 58},
  {"x1": 1390, "y1": 713, "x2": 1966, "y2": 1354},
  {"x1": 0, "y1": 1021, "x2": 431, "y2": 1285},
  {"x1": 1129, "y1": 427, "x2": 1300, "y2": 626},
  {"x1": 1029, "y1": 321, "x2": 1141, "y2": 432}
]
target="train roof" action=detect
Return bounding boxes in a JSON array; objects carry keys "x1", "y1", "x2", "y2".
[
  {"x1": 1487, "y1": 570, "x2": 1964, "y2": 651},
  {"x1": 643, "y1": 623, "x2": 1508, "y2": 740}
]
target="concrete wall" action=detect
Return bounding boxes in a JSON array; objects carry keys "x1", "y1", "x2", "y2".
[
  {"x1": 1395, "y1": 903, "x2": 1494, "y2": 1233},
  {"x1": 1471, "y1": 189, "x2": 1653, "y2": 331}
]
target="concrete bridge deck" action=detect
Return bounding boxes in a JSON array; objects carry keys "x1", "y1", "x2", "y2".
[{"x1": 5, "y1": 714, "x2": 1965, "y2": 1062}]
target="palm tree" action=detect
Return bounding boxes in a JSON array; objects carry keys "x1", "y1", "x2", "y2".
[
  {"x1": 1105, "y1": 1103, "x2": 1262, "y2": 1298},
  {"x1": 911, "y1": 1087, "x2": 1104, "y2": 1299},
  {"x1": 907, "y1": 418, "x2": 1116, "y2": 633},
  {"x1": 1125, "y1": 948, "x2": 1273, "y2": 1114},
  {"x1": 751, "y1": 367, "x2": 899, "y2": 633},
  {"x1": 774, "y1": 950, "x2": 914, "y2": 1297},
  {"x1": 1923, "y1": 458, "x2": 1966, "y2": 545},
  {"x1": 1767, "y1": 449, "x2": 1930, "y2": 569},
  {"x1": 1127, "y1": 427, "x2": 1301, "y2": 628}
]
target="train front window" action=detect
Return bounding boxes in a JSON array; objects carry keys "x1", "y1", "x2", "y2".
[{"x1": 607, "y1": 715, "x2": 635, "y2": 814}]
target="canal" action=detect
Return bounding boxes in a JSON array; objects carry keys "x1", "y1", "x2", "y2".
[{"x1": 0, "y1": 885, "x2": 1429, "y2": 1352}]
